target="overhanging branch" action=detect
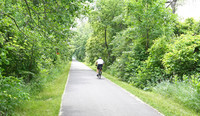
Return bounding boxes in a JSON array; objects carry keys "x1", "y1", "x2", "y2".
[{"x1": 1, "y1": 12, "x2": 28, "y2": 38}]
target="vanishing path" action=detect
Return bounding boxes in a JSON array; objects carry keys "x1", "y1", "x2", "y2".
[{"x1": 59, "y1": 60, "x2": 163, "y2": 116}]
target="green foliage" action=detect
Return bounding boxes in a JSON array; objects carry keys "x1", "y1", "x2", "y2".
[
  {"x1": 0, "y1": 0, "x2": 88, "y2": 81},
  {"x1": 133, "y1": 37, "x2": 170, "y2": 88},
  {"x1": 0, "y1": 76, "x2": 29, "y2": 115},
  {"x1": 29, "y1": 59, "x2": 69, "y2": 94},
  {"x1": 193, "y1": 20, "x2": 200, "y2": 35},
  {"x1": 126, "y1": 0, "x2": 175, "y2": 50},
  {"x1": 174, "y1": 18, "x2": 200, "y2": 36},
  {"x1": 88, "y1": 0, "x2": 126, "y2": 63},
  {"x1": 85, "y1": 36, "x2": 106, "y2": 64},
  {"x1": 110, "y1": 28, "x2": 135, "y2": 58},
  {"x1": 153, "y1": 79, "x2": 200, "y2": 113},
  {"x1": 163, "y1": 35, "x2": 200, "y2": 76},
  {"x1": 0, "y1": 0, "x2": 90, "y2": 115},
  {"x1": 15, "y1": 62, "x2": 71, "y2": 116},
  {"x1": 191, "y1": 74, "x2": 200, "y2": 94},
  {"x1": 72, "y1": 20, "x2": 93, "y2": 61},
  {"x1": 107, "y1": 52, "x2": 131, "y2": 81},
  {"x1": 108, "y1": 39, "x2": 148, "y2": 82}
]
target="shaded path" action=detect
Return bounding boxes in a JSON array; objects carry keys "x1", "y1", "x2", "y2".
[{"x1": 59, "y1": 60, "x2": 163, "y2": 116}]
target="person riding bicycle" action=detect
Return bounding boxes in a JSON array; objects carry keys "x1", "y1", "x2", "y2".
[{"x1": 96, "y1": 57, "x2": 104, "y2": 76}]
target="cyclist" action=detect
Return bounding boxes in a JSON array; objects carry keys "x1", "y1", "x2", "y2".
[{"x1": 96, "y1": 57, "x2": 104, "y2": 76}]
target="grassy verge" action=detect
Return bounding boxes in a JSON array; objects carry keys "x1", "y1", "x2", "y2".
[
  {"x1": 15, "y1": 62, "x2": 71, "y2": 116},
  {"x1": 86, "y1": 63, "x2": 199, "y2": 116}
]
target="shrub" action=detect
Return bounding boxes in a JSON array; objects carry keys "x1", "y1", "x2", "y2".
[
  {"x1": 132, "y1": 37, "x2": 170, "y2": 89},
  {"x1": 174, "y1": 18, "x2": 197, "y2": 36},
  {"x1": 0, "y1": 76, "x2": 29, "y2": 115},
  {"x1": 107, "y1": 39, "x2": 147, "y2": 82},
  {"x1": 191, "y1": 73, "x2": 200, "y2": 94},
  {"x1": 163, "y1": 35, "x2": 200, "y2": 77}
]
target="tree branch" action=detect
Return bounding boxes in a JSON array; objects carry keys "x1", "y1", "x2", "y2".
[
  {"x1": 24, "y1": 0, "x2": 33, "y2": 19},
  {"x1": 1, "y1": 12, "x2": 28, "y2": 38},
  {"x1": 166, "y1": 0, "x2": 173, "y2": 8}
]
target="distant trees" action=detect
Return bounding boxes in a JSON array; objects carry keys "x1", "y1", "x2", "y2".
[{"x1": 72, "y1": 19, "x2": 93, "y2": 61}]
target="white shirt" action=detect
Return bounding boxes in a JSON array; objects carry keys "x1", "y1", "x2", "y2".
[{"x1": 96, "y1": 59, "x2": 104, "y2": 64}]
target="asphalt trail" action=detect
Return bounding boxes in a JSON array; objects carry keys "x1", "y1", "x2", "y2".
[{"x1": 59, "y1": 60, "x2": 163, "y2": 116}]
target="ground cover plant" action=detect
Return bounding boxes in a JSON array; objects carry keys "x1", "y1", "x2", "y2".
[{"x1": 14, "y1": 62, "x2": 71, "y2": 116}]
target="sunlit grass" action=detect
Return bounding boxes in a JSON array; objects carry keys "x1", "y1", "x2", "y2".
[
  {"x1": 15, "y1": 62, "x2": 71, "y2": 116},
  {"x1": 153, "y1": 81, "x2": 200, "y2": 113},
  {"x1": 85, "y1": 63, "x2": 199, "y2": 116}
]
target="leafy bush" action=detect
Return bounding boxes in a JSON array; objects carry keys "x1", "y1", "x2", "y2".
[
  {"x1": 191, "y1": 74, "x2": 200, "y2": 94},
  {"x1": 174, "y1": 18, "x2": 197, "y2": 36},
  {"x1": 107, "y1": 51, "x2": 135, "y2": 82},
  {"x1": 108, "y1": 39, "x2": 147, "y2": 82},
  {"x1": 163, "y1": 35, "x2": 200, "y2": 76},
  {"x1": 28, "y1": 56, "x2": 68, "y2": 94},
  {"x1": 0, "y1": 76, "x2": 29, "y2": 115},
  {"x1": 133, "y1": 37, "x2": 170, "y2": 88},
  {"x1": 193, "y1": 20, "x2": 200, "y2": 35}
]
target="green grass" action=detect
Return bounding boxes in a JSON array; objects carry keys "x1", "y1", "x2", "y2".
[
  {"x1": 15, "y1": 62, "x2": 71, "y2": 116},
  {"x1": 153, "y1": 81, "x2": 200, "y2": 113},
  {"x1": 86, "y1": 63, "x2": 199, "y2": 116}
]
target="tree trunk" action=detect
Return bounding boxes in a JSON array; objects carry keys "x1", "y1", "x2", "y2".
[
  {"x1": 146, "y1": 2, "x2": 149, "y2": 51},
  {"x1": 171, "y1": 0, "x2": 177, "y2": 14},
  {"x1": 105, "y1": 27, "x2": 110, "y2": 59},
  {"x1": 105, "y1": 27, "x2": 108, "y2": 50},
  {"x1": 146, "y1": 28, "x2": 149, "y2": 51},
  {"x1": 166, "y1": 0, "x2": 177, "y2": 14}
]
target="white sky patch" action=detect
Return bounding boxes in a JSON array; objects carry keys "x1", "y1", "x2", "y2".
[
  {"x1": 176, "y1": 0, "x2": 200, "y2": 21},
  {"x1": 70, "y1": 16, "x2": 88, "y2": 31}
]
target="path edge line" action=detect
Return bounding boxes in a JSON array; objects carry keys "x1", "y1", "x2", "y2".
[
  {"x1": 103, "y1": 76, "x2": 164, "y2": 116},
  {"x1": 58, "y1": 64, "x2": 71, "y2": 116}
]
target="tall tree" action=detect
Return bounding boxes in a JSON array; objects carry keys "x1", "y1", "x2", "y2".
[
  {"x1": 88, "y1": 0, "x2": 126, "y2": 62},
  {"x1": 127, "y1": 0, "x2": 175, "y2": 50}
]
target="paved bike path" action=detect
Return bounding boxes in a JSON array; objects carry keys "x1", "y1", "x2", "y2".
[{"x1": 59, "y1": 60, "x2": 163, "y2": 116}]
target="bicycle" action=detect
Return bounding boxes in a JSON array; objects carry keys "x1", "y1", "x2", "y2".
[{"x1": 97, "y1": 69, "x2": 102, "y2": 79}]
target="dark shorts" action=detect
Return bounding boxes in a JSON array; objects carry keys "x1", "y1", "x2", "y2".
[{"x1": 97, "y1": 64, "x2": 103, "y2": 70}]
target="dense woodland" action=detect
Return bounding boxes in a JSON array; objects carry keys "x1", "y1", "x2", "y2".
[{"x1": 0, "y1": 0, "x2": 200, "y2": 115}]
